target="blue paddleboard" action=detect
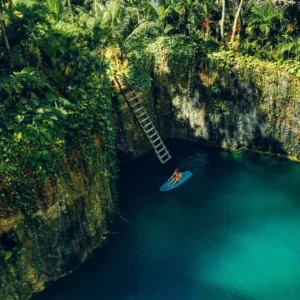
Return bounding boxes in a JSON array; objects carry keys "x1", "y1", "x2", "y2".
[{"x1": 160, "y1": 171, "x2": 193, "y2": 192}]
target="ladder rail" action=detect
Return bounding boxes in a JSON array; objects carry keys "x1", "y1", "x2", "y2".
[
  {"x1": 114, "y1": 75, "x2": 171, "y2": 164},
  {"x1": 114, "y1": 77, "x2": 138, "y2": 121}
]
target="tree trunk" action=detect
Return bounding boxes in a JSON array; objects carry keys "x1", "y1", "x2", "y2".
[
  {"x1": 220, "y1": 0, "x2": 225, "y2": 40},
  {"x1": 67, "y1": 0, "x2": 73, "y2": 18},
  {"x1": 230, "y1": 0, "x2": 244, "y2": 42},
  {"x1": 0, "y1": 0, "x2": 13, "y2": 68},
  {"x1": 1, "y1": 21, "x2": 10, "y2": 53},
  {"x1": 0, "y1": 21, "x2": 9, "y2": 52}
]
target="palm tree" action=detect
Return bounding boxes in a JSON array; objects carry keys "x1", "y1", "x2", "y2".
[
  {"x1": 100, "y1": 0, "x2": 162, "y2": 57},
  {"x1": 247, "y1": 0, "x2": 283, "y2": 44}
]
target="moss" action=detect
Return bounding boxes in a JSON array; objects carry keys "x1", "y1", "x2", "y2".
[
  {"x1": 2, "y1": 44, "x2": 300, "y2": 300},
  {"x1": 150, "y1": 48, "x2": 300, "y2": 159},
  {"x1": 208, "y1": 51, "x2": 300, "y2": 103},
  {"x1": 0, "y1": 131, "x2": 117, "y2": 299}
]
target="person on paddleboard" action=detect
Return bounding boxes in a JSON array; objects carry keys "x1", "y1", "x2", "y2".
[{"x1": 168, "y1": 169, "x2": 182, "y2": 187}]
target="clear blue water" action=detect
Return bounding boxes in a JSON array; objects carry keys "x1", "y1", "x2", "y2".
[{"x1": 34, "y1": 140, "x2": 300, "y2": 300}]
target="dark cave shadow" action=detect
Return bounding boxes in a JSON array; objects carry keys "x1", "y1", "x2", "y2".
[{"x1": 152, "y1": 67, "x2": 299, "y2": 162}]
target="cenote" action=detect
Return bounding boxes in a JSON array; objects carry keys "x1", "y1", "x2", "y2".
[{"x1": 34, "y1": 140, "x2": 300, "y2": 300}]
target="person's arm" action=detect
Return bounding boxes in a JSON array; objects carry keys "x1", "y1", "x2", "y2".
[{"x1": 169, "y1": 172, "x2": 175, "y2": 180}]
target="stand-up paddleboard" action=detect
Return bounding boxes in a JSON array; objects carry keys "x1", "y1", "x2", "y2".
[{"x1": 160, "y1": 171, "x2": 193, "y2": 192}]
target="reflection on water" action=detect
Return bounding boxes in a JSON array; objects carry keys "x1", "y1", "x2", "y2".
[{"x1": 34, "y1": 140, "x2": 300, "y2": 300}]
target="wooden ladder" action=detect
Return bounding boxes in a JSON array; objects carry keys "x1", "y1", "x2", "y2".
[{"x1": 113, "y1": 75, "x2": 171, "y2": 164}]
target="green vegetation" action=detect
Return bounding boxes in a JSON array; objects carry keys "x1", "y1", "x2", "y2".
[
  {"x1": 0, "y1": 0, "x2": 117, "y2": 214},
  {"x1": 1, "y1": 0, "x2": 300, "y2": 216},
  {"x1": 97, "y1": 0, "x2": 300, "y2": 91},
  {"x1": 1, "y1": 0, "x2": 300, "y2": 297}
]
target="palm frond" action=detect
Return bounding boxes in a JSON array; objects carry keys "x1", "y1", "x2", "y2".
[
  {"x1": 125, "y1": 21, "x2": 160, "y2": 43},
  {"x1": 47, "y1": 0, "x2": 64, "y2": 20}
]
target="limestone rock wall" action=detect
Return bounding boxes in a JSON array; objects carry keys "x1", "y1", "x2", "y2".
[
  {"x1": 0, "y1": 147, "x2": 116, "y2": 300},
  {"x1": 152, "y1": 63, "x2": 300, "y2": 160}
]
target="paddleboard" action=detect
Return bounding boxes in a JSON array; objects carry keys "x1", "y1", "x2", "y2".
[{"x1": 160, "y1": 171, "x2": 193, "y2": 192}]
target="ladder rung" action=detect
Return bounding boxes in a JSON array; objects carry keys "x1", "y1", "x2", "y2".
[
  {"x1": 114, "y1": 85, "x2": 126, "y2": 91},
  {"x1": 155, "y1": 141, "x2": 165, "y2": 149},
  {"x1": 137, "y1": 112, "x2": 147, "y2": 118},
  {"x1": 159, "y1": 152, "x2": 169, "y2": 160},
  {"x1": 163, "y1": 154, "x2": 172, "y2": 160},
  {"x1": 114, "y1": 79, "x2": 123, "y2": 86},
  {"x1": 161, "y1": 155, "x2": 172, "y2": 164},
  {"x1": 134, "y1": 107, "x2": 144, "y2": 114},
  {"x1": 143, "y1": 122, "x2": 153, "y2": 129},
  {"x1": 128, "y1": 96, "x2": 139, "y2": 102},
  {"x1": 125, "y1": 91, "x2": 135, "y2": 98},
  {"x1": 156, "y1": 147, "x2": 166, "y2": 155},
  {"x1": 149, "y1": 132, "x2": 158, "y2": 140},
  {"x1": 116, "y1": 78, "x2": 126, "y2": 86},
  {"x1": 151, "y1": 137, "x2": 161, "y2": 144},
  {"x1": 145, "y1": 126, "x2": 155, "y2": 133},
  {"x1": 156, "y1": 145, "x2": 164, "y2": 152},
  {"x1": 140, "y1": 117, "x2": 149, "y2": 123},
  {"x1": 131, "y1": 101, "x2": 141, "y2": 108},
  {"x1": 155, "y1": 141, "x2": 163, "y2": 148}
]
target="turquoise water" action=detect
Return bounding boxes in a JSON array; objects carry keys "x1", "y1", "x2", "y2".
[{"x1": 34, "y1": 140, "x2": 300, "y2": 300}]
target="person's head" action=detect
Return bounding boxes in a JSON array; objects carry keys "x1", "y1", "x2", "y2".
[{"x1": 175, "y1": 168, "x2": 179, "y2": 173}]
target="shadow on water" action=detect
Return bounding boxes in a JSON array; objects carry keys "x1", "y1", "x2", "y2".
[{"x1": 33, "y1": 139, "x2": 300, "y2": 300}]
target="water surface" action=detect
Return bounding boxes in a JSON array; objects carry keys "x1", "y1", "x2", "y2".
[{"x1": 34, "y1": 140, "x2": 300, "y2": 300}]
